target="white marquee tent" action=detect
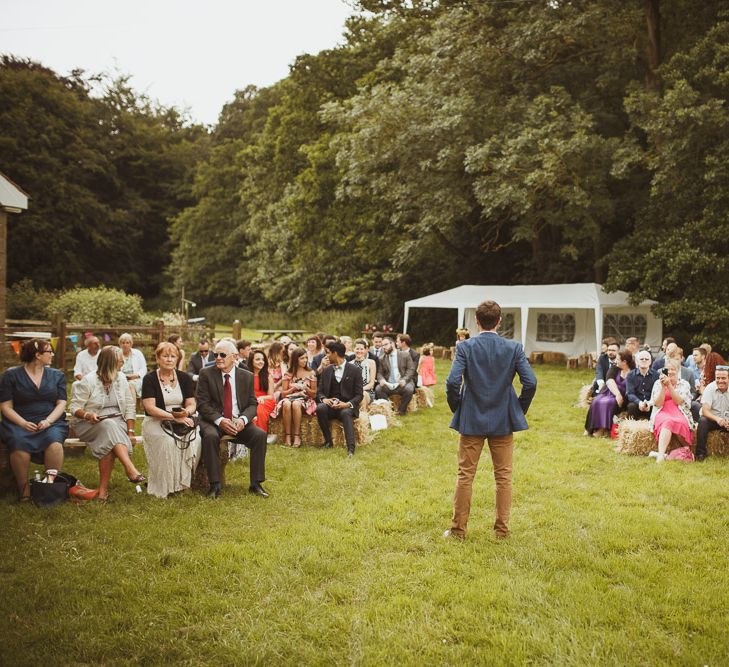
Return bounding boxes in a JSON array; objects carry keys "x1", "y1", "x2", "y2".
[{"x1": 403, "y1": 283, "x2": 662, "y2": 356}]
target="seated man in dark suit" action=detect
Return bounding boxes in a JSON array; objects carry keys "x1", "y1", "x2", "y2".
[
  {"x1": 196, "y1": 339, "x2": 269, "y2": 498},
  {"x1": 187, "y1": 339, "x2": 214, "y2": 382},
  {"x1": 375, "y1": 336, "x2": 417, "y2": 415},
  {"x1": 236, "y1": 339, "x2": 252, "y2": 371},
  {"x1": 625, "y1": 350, "x2": 657, "y2": 420},
  {"x1": 315, "y1": 341, "x2": 363, "y2": 457}
]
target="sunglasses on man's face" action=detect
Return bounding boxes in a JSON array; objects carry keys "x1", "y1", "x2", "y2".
[
  {"x1": 213, "y1": 352, "x2": 228, "y2": 359},
  {"x1": 716, "y1": 365, "x2": 729, "y2": 371}
]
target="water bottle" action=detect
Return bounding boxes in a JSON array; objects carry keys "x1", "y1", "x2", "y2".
[{"x1": 34, "y1": 470, "x2": 41, "y2": 482}]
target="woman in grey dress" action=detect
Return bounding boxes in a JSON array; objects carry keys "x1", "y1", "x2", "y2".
[{"x1": 70, "y1": 346, "x2": 145, "y2": 501}]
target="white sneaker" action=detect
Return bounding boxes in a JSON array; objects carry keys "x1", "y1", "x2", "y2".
[
  {"x1": 266, "y1": 434, "x2": 277, "y2": 445},
  {"x1": 656, "y1": 452, "x2": 666, "y2": 463},
  {"x1": 648, "y1": 451, "x2": 659, "y2": 459}
]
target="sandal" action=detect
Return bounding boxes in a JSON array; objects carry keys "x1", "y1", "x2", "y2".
[
  {"x1": 292, "y1": 433, "x2": 302, "y2": 448},
  {"x1": 18, "y1": 483, "x2": 30, "y2": 503},
  {"x1": 128, "y1": 474, "x2": 146, "y2": 484},
  {"x1": 284, "y1": 433, "x2": 292, "y2": 447}
]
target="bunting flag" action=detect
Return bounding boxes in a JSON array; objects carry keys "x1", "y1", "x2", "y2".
[
  {"x1": 10, "y1": 340, "x2": 20, "y2": 356},
  {"x1": 50, "y1": 337, "x2": 59, "y2": 351}
]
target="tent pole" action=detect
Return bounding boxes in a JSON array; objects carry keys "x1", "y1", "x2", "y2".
[
  {"x1": 594, "y1": 306, "x2": 602, "y2": 356},
  {"x1": 457, "y1": 307, "x2": 465, "y2": 330},
  {"x1": 520, "y1": 307, "x2": 529, "y2": 352},
  {"x1": 403, "y1": 305, "x2": 410, "y2": 334}
]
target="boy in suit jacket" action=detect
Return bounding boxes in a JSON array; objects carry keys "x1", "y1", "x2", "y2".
[
  {"x1": 445, "y1": 300, "x2": 536, "y2": 540},
  {"x1": 196, "y1": 340, "x2": 268, "y2": 498},
  {"x1": 316, "y1": 341, "x2": 363, "y2": 457}
]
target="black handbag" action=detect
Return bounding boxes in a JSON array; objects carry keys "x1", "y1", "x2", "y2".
[
  {"x1": 30, "y1": 472, "x2": 78, "y2": 508},
  {"x1": 161, "y1": 415, "x2": 199, "y2": 450}
]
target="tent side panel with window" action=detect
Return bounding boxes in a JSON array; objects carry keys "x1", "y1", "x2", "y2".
[{"x1": 404, "y1": 284, "x2": 661, "y2": 356}]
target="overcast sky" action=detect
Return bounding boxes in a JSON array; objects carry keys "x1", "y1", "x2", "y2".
[{"x1": 1, "y1": 0, "x2": 357, "y2": 126}]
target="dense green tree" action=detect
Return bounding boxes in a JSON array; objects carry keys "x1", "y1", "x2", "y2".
[{"x1": 0, "y1": 57, "x2": 204, "y2": 298}]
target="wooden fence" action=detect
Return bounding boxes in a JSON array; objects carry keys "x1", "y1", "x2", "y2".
[{"x1": 0, "y1": 317, "x2": 212, "y2": 376}]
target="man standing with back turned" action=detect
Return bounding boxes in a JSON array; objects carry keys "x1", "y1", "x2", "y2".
[{"x1": 445, "y1": 300, "x2": 537, "y2": 540}]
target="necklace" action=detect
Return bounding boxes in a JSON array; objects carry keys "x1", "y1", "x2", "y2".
[{"x1": 158, "y1": 370, "x2": 177, "y2": 394}]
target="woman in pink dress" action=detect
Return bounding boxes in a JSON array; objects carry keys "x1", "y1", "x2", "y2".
[
  {"x1": 248, "y1": 350, "x2": 276, "y2": 433},
  {"x1": 649, "y1": 358, "x2": 694, "y2": 463}
]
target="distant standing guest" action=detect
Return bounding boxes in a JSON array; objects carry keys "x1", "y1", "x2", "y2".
[
  {"x1": 417, "y1": 343, "x2": 437, "y2": 387},
  {"x1": 0, "y1": 339, "x2": 67, "y2": 501}
]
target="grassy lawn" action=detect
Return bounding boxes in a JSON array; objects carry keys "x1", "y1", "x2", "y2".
[{"x1": 2, "y1": 362, "x2": 728, "y2": 665}]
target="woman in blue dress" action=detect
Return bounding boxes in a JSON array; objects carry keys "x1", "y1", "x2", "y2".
[{"x1": 0, "y1": 339, "x2": 67, "y2": 501}]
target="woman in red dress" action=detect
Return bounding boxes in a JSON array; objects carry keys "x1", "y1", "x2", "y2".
[{"x1": 248, "y1": 350, "x2": 276, "y2": 433}]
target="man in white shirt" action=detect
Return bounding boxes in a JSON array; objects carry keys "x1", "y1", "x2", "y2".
[
  {"x1": 695, "y1": 365, "x2": 729, "y2": 461},
  {"x1": 73, "y1": 336, "x2": 100, "y2": 380}
]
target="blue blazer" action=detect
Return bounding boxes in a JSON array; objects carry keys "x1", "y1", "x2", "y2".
[{"x1": 446, "y1": 333, "x2": 537, "y2": 437}]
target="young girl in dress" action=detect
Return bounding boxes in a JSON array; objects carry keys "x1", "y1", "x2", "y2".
[{"x1": 417, "y1": 343, "x2": 437, "y2": 388}]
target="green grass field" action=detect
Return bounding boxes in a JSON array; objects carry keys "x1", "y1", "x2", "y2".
[{"x1": 2, "y1": 362, "x2": 728, "y2": 665}]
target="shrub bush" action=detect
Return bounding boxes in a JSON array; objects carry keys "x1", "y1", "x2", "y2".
[
  {"x1": 7, "y1": 278, "x2": 57, "y2": 320},
  {"x1": 47, "y1": 286, "x2": 147, "y2": 324}
]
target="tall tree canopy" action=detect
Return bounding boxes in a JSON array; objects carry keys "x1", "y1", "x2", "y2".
[{"x1": 5, "y1": 2, "x2": 729, "y2": 343}]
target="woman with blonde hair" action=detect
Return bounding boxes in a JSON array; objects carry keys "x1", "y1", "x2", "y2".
[
  {"x1": 118, "y1": 332, "x2": 147, "y2": 400},
  {"x1": 650, "y1": 358, "x2": 694, "y2": 463},
  {"x1": 141, "y1": 341, "x2": 200, "y2": 498},
  {"x1": 70, "y1": 346, "x2": 144, "y2": 500}
]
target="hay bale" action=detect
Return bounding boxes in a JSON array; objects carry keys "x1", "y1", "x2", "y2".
[
  {"x1": 529, "y1": 352, "x2": 544, "y2": 364},
  {"x1": 707, "y1": 430, "x2": 729, "y2": 457},
  {"x1": 578, "y1": 354, "x2": 593, "y2": 369},
  {"x1": 416, "y1": 386, "x2": 435, "y2": 408},
  {"x1": 615, "y1": 419, "x2": 684, "y2": 456},
  {"x1": 575, "y1": 384, "x2": 593, "y2": 408},
  {"x1": 542, "y1": 352, "x2": 567, "y2": 364},
  {"x1": 191, "y1": 437, "x2": 230, "y2": 491},
  {"x1": 268, "y1": 413, "x2": 369, "y2": 447},
  {"x1": 390, "y1": 393, "x2": 418, "y2": 413}
]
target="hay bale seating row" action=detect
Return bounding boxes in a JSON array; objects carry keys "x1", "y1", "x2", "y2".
[
  {"x1": 615, "y1": 418, "x2": 729, "y2": 457},
  {"x1": 268, "y1": 413, "x2": 372, "y2": 448}
]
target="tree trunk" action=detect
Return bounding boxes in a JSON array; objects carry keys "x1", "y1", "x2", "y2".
[{"x1": 644, "y1": 0, "x2": 661, "y2": 92}]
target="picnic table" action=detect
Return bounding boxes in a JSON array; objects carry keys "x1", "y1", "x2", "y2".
[{"x1": 256, "y1": 329, "x2": 306, "y2": 343}]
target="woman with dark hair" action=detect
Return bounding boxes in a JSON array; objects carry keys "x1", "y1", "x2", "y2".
[
  {"x1": 249, "y1": 349, "x2": 276, "y2": 432},
  {"x1": 283, "y1": 341, "x2": 298, "y2": 369},
  {"x1": 274, "y1": 347, "x2": 317, "y2": 447},
  {"x1": 141, "y1": 341, "x2": 201, "y2": 498},
  {"x1": 585, "y1": 350, "x2": 635, "y2": 437},
  {"x1": 70, "y1": 345, "x2": 144, "y2": 501},
  {"x1": 0, "y1": 338, "x2": 67, "y2": 501},
  {"x1": 305, "y1": 335, "x2": 322, "y2": 368}
]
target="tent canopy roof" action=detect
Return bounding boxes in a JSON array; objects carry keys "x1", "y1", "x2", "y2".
[
  {"x1": 0, "y1": 171, "x2": 29, "y2": 212},
  {"x1": 404, "y1": 283, "x2": 656, "y2": 310}
]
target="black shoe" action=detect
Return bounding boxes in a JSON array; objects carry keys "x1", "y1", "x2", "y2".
[
  {"x1": 207, "y1": 484, "x2": 221, "y2": 499},
  {"x1": 696, "y1": 454, "x2": 707, "y2": 462},
  {"x1": 318, "y1": 441, "x2": 333, "y2": 449},
  {"x1": 248, "y1": 483, "x2": 269, "y2": 498},
  {"x1": 347, "y1": 448, "x2": 355, "y2": 458}
]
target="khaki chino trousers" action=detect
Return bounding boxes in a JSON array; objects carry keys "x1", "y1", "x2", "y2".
[{"x1": 451, "y1": 433, "x2": 513, "y2": 538}]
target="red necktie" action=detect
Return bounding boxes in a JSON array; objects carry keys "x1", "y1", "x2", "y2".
[{"x1": 223, "y1": 373, "x2": 233, "y2": 419}]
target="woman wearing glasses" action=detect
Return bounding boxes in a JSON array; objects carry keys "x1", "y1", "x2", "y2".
[
  {"x1": 141, "y1": 341, "x2": 200, "y2": 498},
  {"x1": 71, "y1": 346, "x2": 144, "y2": 500},
  {"x1": 650, "y1": 358, "x2": 694, "y2": 463},
  {"x1": 0, "y1": 339, "x2": 67, "y2": 501}
]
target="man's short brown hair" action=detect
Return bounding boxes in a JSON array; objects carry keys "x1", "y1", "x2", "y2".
[{"x1": 475, "y1": 300, "x2": 501, "y2": 330}]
